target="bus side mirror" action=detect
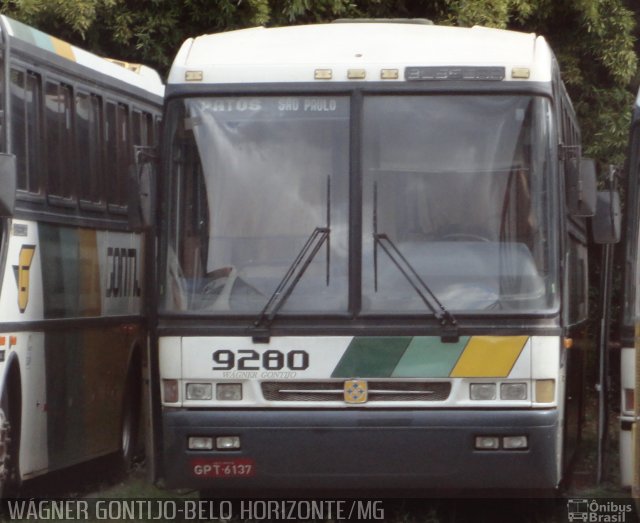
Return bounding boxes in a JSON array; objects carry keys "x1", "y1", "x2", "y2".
[
  {"x1": 567, "y1": 157, "x2": 597, "y2": 217},
  {"x1": 0, "y1": 153, "x2": 16, "y2": 217},
  {"x1": 129, "y1": 147, "x2": 156, "y2": 230},
  {"x1": 593, "y1": 190, "x2": 621, "y2": 244}
]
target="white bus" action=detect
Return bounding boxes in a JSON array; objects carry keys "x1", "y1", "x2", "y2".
[
  {"x1": 150, "y1": 20, "x2": 602, "y2": 494},
  {"x1": 0, "y1": 16, "x2": 163, "y2": 494},
  {"x1": 620, "y1": 88, "x2": 640, "y2": 490}
]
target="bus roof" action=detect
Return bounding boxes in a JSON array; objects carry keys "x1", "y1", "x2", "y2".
[
  {"x1": 168, "y1": 21, "x2": 553, "y2": 85},
  {"x1": 1, "y1": 15, "x2": 164, "y2": 98}
]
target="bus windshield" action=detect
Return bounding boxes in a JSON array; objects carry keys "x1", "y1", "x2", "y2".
[{"x1": 161, "y1": 94, "x2": 557, "y2": 315}]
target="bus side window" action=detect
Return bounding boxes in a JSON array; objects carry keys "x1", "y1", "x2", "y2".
[
  {"x1": 568, "y1": 234, "x2": 588, "y2": 324},
  {"x1": 45, "y1": 81, "x2": 74, "y2": 202},
  {"x1": 76, "y1": 92, "x2": 104, "y2": 207},
  {"x1": 0, "y1": 60, "x2": 4, "y2": 152},
  {"x1": 132, "y1": 110, "x2": 141, "y2": 149},
  {"x1": 106, "y1": 101, "x2": 130, "y2": 212},
  {"x1": 11, "y1": 69, "x2": 42, "y2": 195},
  {"x1": 132, "y1": 109, "x2": 154, "y2": 149},
  {"x1": 143, "y1": 112, "x2": 154, "y2": 146}
]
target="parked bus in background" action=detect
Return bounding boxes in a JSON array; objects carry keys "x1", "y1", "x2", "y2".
[
  {"x1": 621, "y1": 88, "x2": 640, "y2": 491},
  {"x1": 146, "y1": 20, "x2": 608, "y2": 494},
  {"x1": 0, "y1": 16, "x2": 163, "y2": 495}
]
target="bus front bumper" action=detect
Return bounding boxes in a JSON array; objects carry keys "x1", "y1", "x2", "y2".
[{"x1": 162, "y1": 408, "x2": 560, "y2": 493}]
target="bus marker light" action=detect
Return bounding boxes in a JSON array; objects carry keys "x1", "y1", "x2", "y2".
[
  {"x1": 475, "y1": 436, "x2": 499, "y2": 450},
  {"x1": 347, "y1": 69, "x2": 366, "y2": 80},
  {"x1": 314, "y1": 69, "x2": 332, "y2": 80},
  {"x1": 511, "y1": 67, "x2": 530, "y2": 79},
  {"x1": 470, "y1": 383, "x2": 496, "y2": 400},
  {"x1": 563, "y1": 337, "x2": 574, "y2": 349},
  {"x1": 189, "y1": 437, "x2": 213, "y2": 450},
  {"x1": 624, "y1": 388, "x2": 635, "y2": 414},
  {"x1": 186, "y1": 383, "x2": 213, "y2": 400},
  {"x1": 0, "y1": 337, "x2": 5, "y2": 347},
  {"x1": 216, "y1": 383, "x2": 242, "y2": 401},
  {"x1": 185, "y1": 70, "x2": 203, "y2": 82},
  {"x1": 502, "y1": 436, "x2": 528, "y2": 450},
  {"x1": 535, "y1": 379, "x2": 555, "y2": 403},
  {"x1": 500, "y1": 382, "x2": 527, "y2": 400},
  {"x1": 380, "y1": 69, "x2": 399, "y2": 80},
  {"x1": 163, "y1": 379, "x2": 179, "y2": 403},
  {"x1": 216, "y1": 436, "x2": 241, "y2": 450},
  {"x1": 9, "y1": 336, "x2": 16, "y2": 347}
]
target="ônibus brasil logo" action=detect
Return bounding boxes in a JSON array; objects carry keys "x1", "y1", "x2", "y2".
[{"x1": 567, "y1": 499, "x2": 634, "y2": 523}]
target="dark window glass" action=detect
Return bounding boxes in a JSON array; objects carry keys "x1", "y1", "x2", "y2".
[
  {"x1": 132, "y1": 110, "x2": 154, "y2": 147},
  {"x1": 106, "y1": 102, "x2": 129, "y2": 208},
  {"x1": 568, "y1": 236, "x2": 588, "y2": 324},
  {"x1": 11, "y1": 70, "x2": 26, "y2": 190},
  {"x1": 0, "y1": 63, "x2": 4, "y2": 150},
  {"x1": 46, "y1": 82, "x2": 73, "y2": 199},
  {"x1": 11, "y1": 70, "x2": 42, "y2": 193},
  {"x1": 132, "y1": 110, "x2": 142, "y2": 147},
  {"x1": 76, "y1": 93, "x2": 103, "y2": 204}
]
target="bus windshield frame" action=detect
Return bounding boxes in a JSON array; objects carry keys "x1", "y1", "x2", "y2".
[{"x1": 159, "y1": 89, "x2": 559, "y2": 320}]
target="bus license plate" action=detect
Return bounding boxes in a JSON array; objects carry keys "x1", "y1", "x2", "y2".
[{"x1": 192, "y1": 458, "x2": 255, "y2": 478}]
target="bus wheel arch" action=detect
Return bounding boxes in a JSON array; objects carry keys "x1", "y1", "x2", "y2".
[{"x1": 0, "y1": 358, "x2": 22, "y2": 497}]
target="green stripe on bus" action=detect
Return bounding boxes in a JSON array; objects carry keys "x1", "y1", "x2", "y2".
[
  {"x1": 331, "y1": 337, "x2": 411, "y2": 378},
  {"x1": 40, "y1": 225, "x2": 79, "y2": 318},
  {"x1": 391, "y1": 336, "x2": 469, "y2": 377}
]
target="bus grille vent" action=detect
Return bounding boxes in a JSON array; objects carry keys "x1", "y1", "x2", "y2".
[{"x1": 261, "y1": 381, "x2": 451, "y2": 402}]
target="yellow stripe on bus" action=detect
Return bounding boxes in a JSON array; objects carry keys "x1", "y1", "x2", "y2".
[
  {"x1": 449, "y1": 336, "x2": 528, "y2": 377},
  {"x1": 51, "y1": 37, "x2": 75, "y2": 61}
]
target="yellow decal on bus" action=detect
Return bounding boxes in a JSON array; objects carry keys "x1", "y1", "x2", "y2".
[
  {"x1": 15, "y1": 245, "x2": 36, "y2": 313},
  {"x1": 51, "y1": 37, "x2": 76, "y2": 62},
  {"x1": 449, "y1": 336, "x2": 528, "y2": 378}
]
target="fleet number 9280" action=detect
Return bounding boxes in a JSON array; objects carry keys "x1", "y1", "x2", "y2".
[{"x1": 212, "y1": 349, "x2": 309, "y2": 371}]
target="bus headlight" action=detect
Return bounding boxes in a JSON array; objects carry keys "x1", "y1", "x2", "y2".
[
  {"x1": 475, "y1": 436, "x2": 499, "y2": 450},
  {"x1": 189, "y1": 437, "x2": 213, "y2": 450},
  {"x1": 216, "y1": 383, "x2": 242, "y2": 401},
  {"x1": 186, "y1": 383, "x2": 213, "y2": 400},
  {"x1": 500, "y1": 382, "x2": 527, "y2": 400},
  {"x1": 216, "y1": 436, "x2": 241, "y2": 450},
  {"x1": 502, "y1": 435, "x2": 528, "y2": 450},
  {"x1": 470, "y1": 383, "x2": 496, "y2": 400}
]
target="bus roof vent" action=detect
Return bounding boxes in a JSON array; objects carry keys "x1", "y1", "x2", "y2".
[{"x1": 332, "y1": 18, "x2": 434, "y2": 25}]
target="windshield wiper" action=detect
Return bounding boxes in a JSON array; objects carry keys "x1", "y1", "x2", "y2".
[
  {"x1": 373, "y1": 182, "x2": 459, "y2": 342},
  {"x1": 252, "y1": 176, "x2": 331, "y2": 342}
]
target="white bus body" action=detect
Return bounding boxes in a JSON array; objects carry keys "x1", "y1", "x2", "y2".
[
  {"x1": 0, "y1": 16, "x2": 162, "y2": 492},
  {"x1": 620, "y1": 88, "x2": 640, "y2": 489},
  {"x1": 155, "y1": 21, "x2": 591, "y2": 494}
]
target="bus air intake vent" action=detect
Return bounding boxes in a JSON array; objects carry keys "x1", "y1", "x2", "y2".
[{"x1": 261, "y1": 381, "x2": 451, "y2": 402}]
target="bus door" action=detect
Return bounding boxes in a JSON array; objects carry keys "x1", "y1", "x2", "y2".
[
  {"x1": 0, "y1": 155, "x2": 15, "y2": 215},
  {"x1": 0, "y1": 154, "x2": 15, "y2": 296}
]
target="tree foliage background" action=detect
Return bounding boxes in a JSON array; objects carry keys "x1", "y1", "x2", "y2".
[{"x1": 0, "y1": 0, "x2": 637, "y2": 168}]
